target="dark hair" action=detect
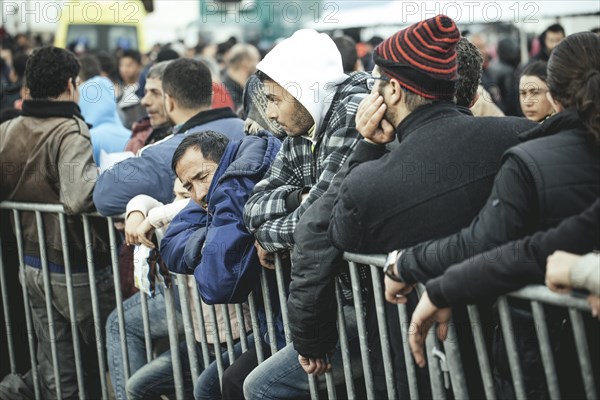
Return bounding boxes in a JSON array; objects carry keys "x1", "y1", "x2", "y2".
[
  {"x1": 78, "y1": 54, "x2": 101, "y2": 81},
  {"x1": 171, "y1": 131, "x2": 229, "y2": 174},
  {"x1": 96, "y1": 51, "x2": 119, "y2": 82},
  {"x1": 545, "y1": 23, "x2": 566, "y2": 36},
  {"x1": 540, "y1": 24, "x2": 566, "y2": 53},
  {"x1": 547, "y1": 32, "x2": 600, "y2": 140},
  {"x1": 333, "y1": 35, "x2": 358, "y2": 74},
  {"x1": 121, "y1": 49, "x2": 142, "y2": 65},
  {"x1": 456, "y1": 37, "x2": 483, "y2": 107},
  {"x1": 163, "y1": 58, "x2": 212, "y2": 109},
  {"x1": 156, "y1": 48, "x2": 179, "y2": 63},
  {"x1": 12, "y1": 52, "x2": 28, "y2": 80},
  {"x1": 25, "y1": 46, "x2": 80, "y2": 99},
  {"x1": 520, "y1": 61, "x2": 547, "y2": 82}
]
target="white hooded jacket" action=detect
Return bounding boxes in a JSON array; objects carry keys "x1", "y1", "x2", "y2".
[{"x1": 256, "y1": 29, "x2": 349, "y2": 136}]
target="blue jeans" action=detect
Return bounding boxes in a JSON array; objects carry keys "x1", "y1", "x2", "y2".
[
  {"x1": 105, "y1": 287, "x2": 183, "y2": 399},
  {"x1": 243, "y1": 304, "x2": 362, "y2": 400},
  {"x1": 194, "y1": 335, "x2": 256, "y2": 400},
  {"x1": 126, "y1": 340, "x2": 203, "y2": 399}
]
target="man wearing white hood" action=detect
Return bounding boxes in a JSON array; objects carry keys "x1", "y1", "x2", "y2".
[
  {"x1": 244, "y1": 28, "x2": 368, "y2": 261},
  {"x1": 237, "y1": 29, "x2": 369, "y2": 400}
]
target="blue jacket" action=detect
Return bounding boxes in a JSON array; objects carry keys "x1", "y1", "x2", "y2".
[
  {"x1": 79, "y1": 76, "x2": 131, "y2": 165},
  {"x1": 93, "y1": 108, "x2": 244, "y2": 216},
  {"x1": 160, "y1": 131, "x2": 287, "y2": 348},
  {"x1": 161, "y1": 131, "x2": 280, "y2": 300}
]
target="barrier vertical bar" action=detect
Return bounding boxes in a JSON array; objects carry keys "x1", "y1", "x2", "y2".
[
  {"x1": 106, "y1": 217, "x2": 130, "y2": 381},
  {"x1": 220, "y1": 304, "x2": 237, "y2": 364},
  {"x1": 0, "y1": 238, "x2": 17, "y2": 373},
  {"x1": 348, "y1": 262, "x2": 375, "y2": 400},
  {"x1": 81, "y1": 215, "x2": 109, "y2": 400},
  {"x1": 139, "y1": 292, "x2": 153, "y2": 363},
  {"x1": 58, "y1": 213, "x2": 86, "y2": 400},
  {"x1": 568, "y1": 308, "x2": 597, "y2": 400},
  {"x1": 466, "y1": 305, "x2": 495, "y2": 400},
  {"x1": 14, "y1": 210, "x2": 41, "y2": 399},
  {"x1": 164, "y1": 282, "x2": 185, "y2": 400},
  {"x1": 530, "y1": 301, "x2": 560, "y2": 400},
  {"x1": 369, "y1": 265, "x2": 398, "y2": 399},
  {"x1": 442, "y1": 320, "x2": 468, "y2": 399},
  {"x1": 234, "y1": 304, "x2": 249, "y2": 352},
  {"x1": 497, "y1": 296, "x2": 526, "y2": 400},
  {"x1": 398, "y1": 303, "x2": 420, "y2": 400},
  {"x1": 259, "y1": 268, "x2": 279, "y2": 355},
  {"x1": 208, "y1": 304, "x2": 225, "y2": 388},
  {"x1": 176, "y1": 274, "x2": 200, "y2": 384},
  {"x1": 335, "y1": 281, "x2": 356, "y2": 400},
  {"x1": 247, "y1": 292, "x2": 265, "y2": 364},
  {"x1": 274, "y1": 254, "x2": 290, "y2": 344},
  {"x1": 35, "y1": 211, "x2": 62, "y2": 398},
  {"x1": 189, "y1": 283, "x2": 211, "y2": 369}
]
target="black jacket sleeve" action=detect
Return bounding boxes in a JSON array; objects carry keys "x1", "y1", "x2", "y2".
[
  {"x1": 328, "y1": 139, "x2": 389, "y2": 251},
  {"x1": 426, "y1": 198, "x2": 600, "y2": 308},
  {"x1": 397, "y1": 156, "x2": 537, "y2": 284},
  {"x1": 288, "y1": 162, "x2": 350, "y2": 358}
]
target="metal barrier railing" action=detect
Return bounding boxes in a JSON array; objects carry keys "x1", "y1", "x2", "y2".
[{"x1": 0, "y1": 201, "x2": 597, "y2": 399}]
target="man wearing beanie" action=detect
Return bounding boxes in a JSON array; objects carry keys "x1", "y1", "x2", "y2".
[{"x1": 324, "y1": 16, "x2": 535, "y2": 397}]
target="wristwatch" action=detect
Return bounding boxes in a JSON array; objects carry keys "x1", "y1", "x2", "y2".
[{"x1": 383, "y1": 250, "x2": 404, "y2": 282}]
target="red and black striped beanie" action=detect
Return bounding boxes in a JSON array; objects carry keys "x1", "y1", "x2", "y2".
[{"x1": 374, "y1": 15, "x2": 460, "y2": 101}]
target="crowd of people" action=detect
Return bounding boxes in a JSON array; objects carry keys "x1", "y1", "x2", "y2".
[{"x1": 0, "y1": 14, "x2": 598, "y2": 400}]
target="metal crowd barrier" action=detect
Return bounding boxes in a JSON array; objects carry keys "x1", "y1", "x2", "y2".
[{"x1": 0, "y1": 201, "x2": 597, "y2": 400}]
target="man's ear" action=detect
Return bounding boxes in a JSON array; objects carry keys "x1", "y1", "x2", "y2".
[
  {"x1": 164, "y1": 93, "x2": 175, "y2": 114},
  {"x1": 66, "y1": 77, "x2": 79, "y2": 101},
  {"x1": 546, "y1": 91, "x2": 563, "y2": 113},
  {"x1": 388, "y1": 79, "x2": 403, "y2": 106}
]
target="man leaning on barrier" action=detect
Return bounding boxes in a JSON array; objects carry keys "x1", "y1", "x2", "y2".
[
  {"x1": 236, "y1": 29, "x2": 370, "y2": 399},
  {"x1": 103, "y1": 58, "x2": 246, "y2": 400},
  {"x1": 0, "y1": 46, "x2": 115, "y2": 399},
  {"x1": 158, "y1": 130, "x2": 280, "y2": 399},
  {"x1": 326, "y1": 15, "x2": 536, "y2": 398}
]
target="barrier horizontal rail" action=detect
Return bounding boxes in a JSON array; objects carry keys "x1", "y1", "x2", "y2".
[{"x1": 0, "y1": 202, "x2": 597, "y2": 400}]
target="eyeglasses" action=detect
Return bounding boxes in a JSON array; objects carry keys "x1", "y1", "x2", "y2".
[{"x1": 366, "y1": 75, "x2": 390, "y2": 91}]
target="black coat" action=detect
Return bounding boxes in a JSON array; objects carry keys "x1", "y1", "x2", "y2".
[
  {"x1": 426, "y1": 198, "x2": 600, "y2": 308},
  {"x1": 289, "y1": 103, "x2": 533, "y2": 354},
  {"x1": 291, "y1": 103, "x2": 534, "y2": 398},
  {"x1": 328, "y1": 102, "x2": 535, "y2": 254},
  {"x1": 396, "y1": 109, "x2": 600, "y2": 284}
]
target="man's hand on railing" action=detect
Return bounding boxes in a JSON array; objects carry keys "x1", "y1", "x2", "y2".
[
  {"x1": 384, "y1": 262, "x2": 415, "y2": 304},
  {"x1": 125, "y1": 211, "x2": 146, "y2": 246},
  {"x1": 125, "y1": 211, "x2": 156, "y2": 248},
  {"x1": 255, "y1": 241, "x2": 275, "y2": 269},
  {"x1": 298, "y1": 353, "x2": 333, "y2": 376},
  {"x1": 409, "y1": 291, "x2": 451, "y2": 368},
  {"x1": 545, "y1": 250, "x2": 580, "y2": 293}
]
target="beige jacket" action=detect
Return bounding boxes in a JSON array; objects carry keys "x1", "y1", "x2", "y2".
[{"x1": 0, "y1": 100, "x2": 110, "y2": 268}]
